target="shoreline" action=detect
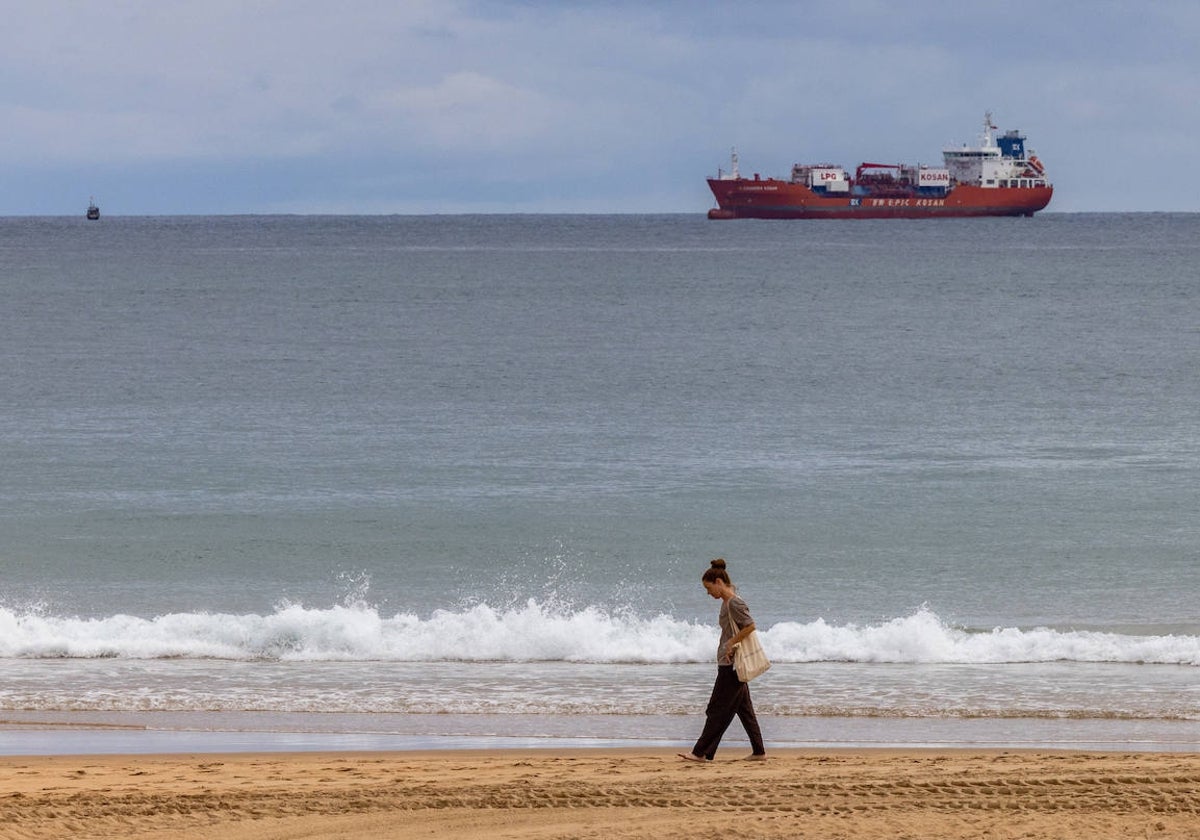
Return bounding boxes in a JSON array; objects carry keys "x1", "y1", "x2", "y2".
[
  {"x1": 4, "y1": 747, "x2": 1198, "y2": 839},
  {"x1": 4, "y1": 709, "x2": 1198, "y2": 757}
]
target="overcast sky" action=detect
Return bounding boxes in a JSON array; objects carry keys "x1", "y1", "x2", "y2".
[{"x1": 4, "y1": 1, "x2": 1197, "y2": 215}]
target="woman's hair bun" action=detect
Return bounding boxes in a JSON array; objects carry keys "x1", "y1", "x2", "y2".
[{"x1": 709, "y1": 558, "x2": 727, "y2": 571}]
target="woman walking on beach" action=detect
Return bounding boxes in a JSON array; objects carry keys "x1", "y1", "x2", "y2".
[{"x1": 679, "y1": 558, "x2": 766, "y2": 762}]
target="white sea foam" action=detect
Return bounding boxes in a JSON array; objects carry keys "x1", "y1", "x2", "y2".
[{"x1": 2, "y1": 601, "x2": 1197, "y2": 665}]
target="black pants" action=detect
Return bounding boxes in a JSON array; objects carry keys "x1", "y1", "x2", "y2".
[{"x1": 691, "y1": 665, "x2": 765, "y2": 759}]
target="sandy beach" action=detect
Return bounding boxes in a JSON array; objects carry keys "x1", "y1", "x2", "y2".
[{"x1": 2, "y1": 748, "x2": 1197, "y2": 839}]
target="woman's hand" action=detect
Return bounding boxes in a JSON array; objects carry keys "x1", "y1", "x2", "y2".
[{"x1": 727, "y1": 622, "x2": 754, "y2": 652}]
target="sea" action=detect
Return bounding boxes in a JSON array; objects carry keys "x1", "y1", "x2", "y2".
[{"x1": 2, "y1": 212, "x2": 1198, "y2": 755}]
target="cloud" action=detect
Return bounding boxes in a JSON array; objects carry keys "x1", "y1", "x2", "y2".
[
  {"x1": 2, "y1": 1, "x2": 1199, "y2": 213},
  {"x1": 367, "y1": 71, "x2": 557, "y2": 152}
]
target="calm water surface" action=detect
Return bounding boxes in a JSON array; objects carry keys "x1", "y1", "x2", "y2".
[{"x1": 2, "y1": 213, "x2": 1198, "y2": 751}]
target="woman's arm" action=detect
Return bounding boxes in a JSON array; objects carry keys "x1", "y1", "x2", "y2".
[{"x1": 727, "y1": 621, "x2": 755, "y2": 651}]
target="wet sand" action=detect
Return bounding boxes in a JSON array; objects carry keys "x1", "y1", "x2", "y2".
[{"x1": 2, "y1": 748, "x2": 1198, "y2": 839}]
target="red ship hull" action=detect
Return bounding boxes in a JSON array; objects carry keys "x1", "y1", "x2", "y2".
[{"x1": 707, "y1": 179, "x2": 1052, "y2": 220}]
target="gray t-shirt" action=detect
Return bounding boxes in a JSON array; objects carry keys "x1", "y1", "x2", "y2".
[{"x1": 717, "y1": 595, "x2": 754, "y2": 665}]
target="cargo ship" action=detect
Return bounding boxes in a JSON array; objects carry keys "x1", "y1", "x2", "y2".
[{"x1": 707, "y1": 113, "x2": 1051, "y2": 219}]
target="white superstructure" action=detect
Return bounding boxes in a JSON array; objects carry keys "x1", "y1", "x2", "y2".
[{"x1": 943, "y1": 112, "x2": 1049, "y2": 189}]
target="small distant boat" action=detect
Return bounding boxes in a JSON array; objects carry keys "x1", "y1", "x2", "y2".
[{"x1": 86, "y1": 198, "x2": 100, "y2": 220}]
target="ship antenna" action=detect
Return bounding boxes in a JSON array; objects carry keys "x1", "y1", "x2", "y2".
[{"x1": 982, "y1": 111, "x2": 997, "y2": 147}]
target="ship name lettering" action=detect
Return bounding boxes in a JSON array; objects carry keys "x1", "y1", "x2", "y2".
[{"x1": 866, "y1": 198, "x2": 945, "y2": 208}]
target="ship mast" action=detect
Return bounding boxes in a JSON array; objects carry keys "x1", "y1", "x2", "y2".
[
  {"x1": 980, "y1": 111, "x2": 998, "y2": 149},
  {"x1": 716, "y1": 147, "x2": 741, "y2": 181}
]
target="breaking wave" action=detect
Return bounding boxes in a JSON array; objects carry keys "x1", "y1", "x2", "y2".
[{"x1": 2, "y1": 601, "x2": 1197, "y2": 665}]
